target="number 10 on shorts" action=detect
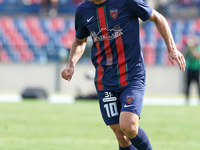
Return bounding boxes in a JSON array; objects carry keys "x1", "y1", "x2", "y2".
[{"x1": 104, "y1": 102, "x2": 119, "y2": 118}]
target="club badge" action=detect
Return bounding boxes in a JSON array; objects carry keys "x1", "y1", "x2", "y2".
[
  {"x1": 126, "y1": 95, "x2": 134, "y2": 104},
  {"x1": 110, "y1": 8, "x2": 118, "y2": 19}
]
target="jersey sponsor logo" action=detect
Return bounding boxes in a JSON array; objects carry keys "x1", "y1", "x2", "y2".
[
  {"x1": 87, "y1": 16, "x2": 94, "y2": 22},
  {"x1": 126, "y1": 95, "x2": 134, "y2": 104},
  {"x1": 90, "y1": 27, "x2": 123, "y2": 42},
  {"x1": 103, "y1": 97, "x2": 117, "y2": 102},
  {"x1": 110, "y1": 8, "x2": 118, "y2": 19},
  {"x1": 103, "y1": 92, "x2": 117, "y2": 102}
]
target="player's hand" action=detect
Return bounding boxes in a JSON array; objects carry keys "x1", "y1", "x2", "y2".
[
  {"x1": 61, "y1": 66, "x2": 74, "y2": 81},
  {"x1": 168, "y1": 49, "x2": 186, "y2": 72}
]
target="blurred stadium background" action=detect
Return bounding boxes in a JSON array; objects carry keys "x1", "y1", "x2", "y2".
[
  {"x1": 0, "y1": 1, "x2": 200, "y2": 150},
  {"x1": 0, "y1": 0, "x2": 200, "y2": 103}
]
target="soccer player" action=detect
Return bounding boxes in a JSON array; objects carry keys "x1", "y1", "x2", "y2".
[{"x1": 61, "y1": 0, "x2": 186, "y2": 150}]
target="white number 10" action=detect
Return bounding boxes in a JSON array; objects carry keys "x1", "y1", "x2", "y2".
[{"x1": 104, "y1": 102, "x2": 119, "y2": 118}]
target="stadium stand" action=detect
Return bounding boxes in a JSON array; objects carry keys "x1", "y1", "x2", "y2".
[
  {"x1": 0, "y1": 0, "x2": 200, "y2": 65},
  {"x1": 0, "y1": 15, "x2": 75, "y2": 63},
  {"x1": 1, "y1": 16, "x2": 200, "y2": 64}
]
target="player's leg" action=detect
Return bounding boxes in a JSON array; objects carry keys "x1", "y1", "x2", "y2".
[
  {"x1": 197, "y1": 71, "x2": 200, "y2": 103},
  {"x1": 120, "y1": 112, "x2": 152, "y2": 150},
  {"x1": 185, "y1": 69, "x2": 192, "y2": 104},
  {"x1": 110, "y1": 124, "x2": 137, "y2": 150},
  {"x1": 119, "y1": 84, "x2": 152, "y2": 150},
  {"x1": 119, "y1": 112, "x2": 139, "y2": 138},
  {"x1": 97, "y1": 90, "x2": 136, "y2": 150},
  {"x1": 194, "y1": 70, "x2": 200, "y2": 103}
]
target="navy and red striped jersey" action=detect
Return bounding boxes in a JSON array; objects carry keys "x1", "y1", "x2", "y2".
[{"x1": 75, "y1": 0, "x2": 152, "y2": 91}]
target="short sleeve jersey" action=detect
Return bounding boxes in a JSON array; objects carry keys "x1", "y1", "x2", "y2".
[{"x1": 75, "y1": 0, "x2": 152, "y2": 91}]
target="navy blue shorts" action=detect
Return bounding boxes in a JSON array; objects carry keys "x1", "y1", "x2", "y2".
[{"x1": 97, "y1": 83, "x2": 145, "y2": 125}]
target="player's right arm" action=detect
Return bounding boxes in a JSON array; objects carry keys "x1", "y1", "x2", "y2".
[{"x1": 61, "y1": 37, "x2": 88, "y2": 81}]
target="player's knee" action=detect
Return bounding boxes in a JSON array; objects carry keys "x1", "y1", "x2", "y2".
[
  {"x1": 119, "y1": 112, "x2": 139, "y2": 138},
  {"x1": 120, "y1": 123, "x2": 138, "y2": 138}
]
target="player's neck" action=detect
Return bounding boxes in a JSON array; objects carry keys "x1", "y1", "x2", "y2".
[{"x1": 93, "y1": 0, "x2": 106, "y2": 5}]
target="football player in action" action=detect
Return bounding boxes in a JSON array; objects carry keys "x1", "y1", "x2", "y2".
[{"x1": 61, "y1": 0, "x2": 186, "y2": 149}]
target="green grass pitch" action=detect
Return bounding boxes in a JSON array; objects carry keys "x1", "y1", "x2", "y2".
[{"x1": 0, "y1": 99, "x2": 199, "y2": 150}]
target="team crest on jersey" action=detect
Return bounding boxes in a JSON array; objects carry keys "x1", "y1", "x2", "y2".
[
  {"x1": 126, "y1": 95, "x2": 134, "y2": 104},
  {"x1": 110, "y1": 8, "x2": 118, "y2": 19}
]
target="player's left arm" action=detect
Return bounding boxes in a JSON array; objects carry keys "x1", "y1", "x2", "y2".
[{"x1": 148, "y1": 9, "x2": 186, "y2": 72}]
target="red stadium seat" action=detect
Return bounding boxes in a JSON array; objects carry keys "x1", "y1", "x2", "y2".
[
  {"x1": 50, "y1": 17, "x2": 65, "y2": 32},
  {"x1": 60, "y1": 28, "x2": 76, "y2": 49},
  {"x1": 181, "y1": 35, "x2": 190, "y2": 47},
  {"x1": 25, "y1": 17, "x2": 49, "y2": 47},
  {"x1": 0, "y1": 40, "x2": 2, "y2": 48},
  {"x1": 195, "y1": 19, "x2": 200, "y2": 32},
  {"x1": 0, "y1": 49, "x2": 10, "y2": 62},
  {"x1": 19, "y1": 48, "x2": 34, "y2": 62},
  {"x1": 139, "y1": 28, "x2": 145, "y2": 41},
  {"x1": 0, "y1": 17, "x2": 15, "y2": 30},
  {"x1": 142, "y1": 43, "x2": 156, "y2": 65},
  {"x1": 25, "y1": 17, "x2": 40, "y2": 29}
]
